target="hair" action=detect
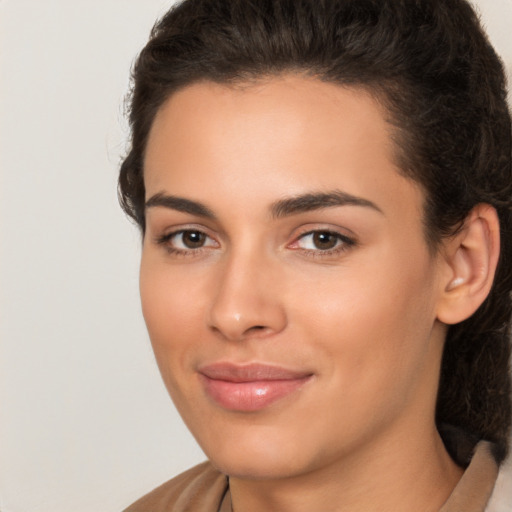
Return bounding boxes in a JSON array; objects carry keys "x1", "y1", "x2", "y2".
[{"x1": 119, "y1": 0, "x2": 512, "y2": 464}]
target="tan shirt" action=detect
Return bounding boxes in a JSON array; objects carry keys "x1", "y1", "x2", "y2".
[{"x1": 124, "y1": 441, "x2": 499, "y2": 512}]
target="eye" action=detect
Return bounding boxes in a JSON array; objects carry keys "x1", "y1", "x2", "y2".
[
  {"x1": 173, "y1": 230, "x2": 209, "y2": 249},
  {"x1": 292, "y1": 230, "x2": 355, "y2": 252},
  {"x1": 157, "y1": 229, "x2": 218, "y2": 253}
]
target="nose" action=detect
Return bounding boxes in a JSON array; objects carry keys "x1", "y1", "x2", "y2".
[{"x1": 207, "y1": 250, "x2": 287, "y2": 341}]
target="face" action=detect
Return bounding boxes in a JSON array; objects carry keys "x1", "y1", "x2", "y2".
[{"x1": 140, "y1": 76, "x2": 448, "y2": 480}]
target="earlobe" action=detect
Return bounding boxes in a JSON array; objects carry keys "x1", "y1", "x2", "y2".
[{"x1": 436, "y1": 204, "x2": 500, "y2": 325}]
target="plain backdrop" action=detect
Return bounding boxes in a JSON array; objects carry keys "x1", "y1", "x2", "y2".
[{"x1": 1, "y1": 1, "x2": 511, "y2": 511}]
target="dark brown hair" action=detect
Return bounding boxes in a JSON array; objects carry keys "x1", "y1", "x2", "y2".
[{"x1": 119, "y1": 0, "x2": 512, "y2": 463}]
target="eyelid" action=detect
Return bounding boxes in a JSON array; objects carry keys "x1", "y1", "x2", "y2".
[
  {"x1": 287, "y1": 226, "x2": 357, "y2": 254},
  {"x1": 171, "y1": 231, "x2": 218, "y2": 249},
  {"x1": 154, "y1": 224, "x2": 220, "y2": 254}
]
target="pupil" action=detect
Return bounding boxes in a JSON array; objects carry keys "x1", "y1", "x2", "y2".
[
  {"x1": 184, "y1": 231, "x2": 205, "y2": 248},
  {"x1": 313, "y1": 232, "x2": 337, "y2": 250}
]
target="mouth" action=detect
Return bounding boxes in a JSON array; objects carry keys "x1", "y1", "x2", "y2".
[{"x1": 198, "y1": 362, "x2": 313, "y2": 412}]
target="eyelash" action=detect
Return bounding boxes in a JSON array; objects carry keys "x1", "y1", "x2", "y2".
[
  {"x1": 155, "y1": 229, "x2": 218, "y2": 257},
  {"x1": 155, "y1": 228, "x2": 356, "y2": 258},
  {"x1": 290, "y1": 230, "x2": 356, "y2": 257}
]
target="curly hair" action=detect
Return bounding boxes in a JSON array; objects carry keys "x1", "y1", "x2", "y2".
[{"x1": 119, "y1": 0, "x2": 512, "y2": 463}]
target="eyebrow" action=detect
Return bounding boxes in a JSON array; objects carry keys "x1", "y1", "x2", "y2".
[
  {"x1": 145, "y1": 189, "x2": 382, "y2": 219},
  {"x1": 145, "y1": 192, "x2": 215, "y2": 218},
  {"x1": 270, "y1": 190, "x2": 383, "y2": 218}
]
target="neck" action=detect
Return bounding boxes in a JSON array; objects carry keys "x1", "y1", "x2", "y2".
[{"x1": 229, "y1": 421, "x2": 463, "y2": 512}]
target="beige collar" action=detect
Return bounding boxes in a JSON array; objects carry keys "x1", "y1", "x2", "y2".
[{"x1": 440, "y1": 441, "x2": 499, "y2": 512}]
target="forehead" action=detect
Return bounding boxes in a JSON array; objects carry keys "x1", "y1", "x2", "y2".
[
  {"x1": 147, "y1": 76, "x2": 393, "y2": 154},
  {"x1": 144, "y1": 75, "x2": 424, "y2": 225}
]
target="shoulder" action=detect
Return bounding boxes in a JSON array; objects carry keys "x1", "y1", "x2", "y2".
[{"x1": 123, "y1": 461, "x2": 228, "y2": 512}]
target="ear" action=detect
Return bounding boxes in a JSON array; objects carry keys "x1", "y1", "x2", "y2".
[{"x1": 436, "y1": 204, "x2": 500, "y2": 325}]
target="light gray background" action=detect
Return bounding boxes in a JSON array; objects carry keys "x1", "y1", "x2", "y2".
[{"x1": 1, "y1": 1, "x2": 511, "y2": 511}]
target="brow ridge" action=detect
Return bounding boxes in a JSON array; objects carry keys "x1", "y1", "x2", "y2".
[
  {"x1": 270, "y1": 190, "x2": 382, "y2": 218},
  {"x1": 145, "y1": 193, "x2": 215, "y2": 219},
  {"x1": 145, "y1": 190, "x2": 381, "y2": 220}
]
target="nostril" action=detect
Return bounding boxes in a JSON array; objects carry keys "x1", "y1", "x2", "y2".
[{"x1": 243, "y1": 325, "x2": 267, "y2": 336}]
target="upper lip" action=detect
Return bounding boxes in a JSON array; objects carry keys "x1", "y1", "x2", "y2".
[{"x1": 198, "y1": 362, "x2": 313, "y2": 382}]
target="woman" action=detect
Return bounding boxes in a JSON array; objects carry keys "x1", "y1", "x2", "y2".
[{"x1": 119, "y1": 0, "x2": 512, "y2": 510}]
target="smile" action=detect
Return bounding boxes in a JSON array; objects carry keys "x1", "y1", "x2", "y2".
[{"x1": 198, "y1": 363, "x2": 313, "y2": 412}]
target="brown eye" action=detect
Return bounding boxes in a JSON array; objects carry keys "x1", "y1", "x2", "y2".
[
  {"x1": 293, "y1": 230, "x2": 355, "y2": 253},
  {"x1": 181, "y1": 230, "x2": 206, "y2": 248},
  {"x1": 158, "y1": 229, "x2": 218, "y2": 253},
  {"x1": 311, "y1": 231, "x2": 339, "y2": 250}
]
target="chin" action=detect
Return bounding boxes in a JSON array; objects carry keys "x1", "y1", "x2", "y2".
[
  {"x1": 209, "y1": 452, "x2": 304, "y2": 481},
  {"x1": 196, "y1": 422, "x2": 319, "y2": 480}
]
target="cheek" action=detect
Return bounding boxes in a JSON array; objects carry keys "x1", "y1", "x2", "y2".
[
  {"x1": 139, "y1": 257, "x2": 206, "y2": 373},
  {"x1": 289, "y1": 246, "x2": 439, "y2": 400},
  {"x1": 139, "y1": 260, "x2": 213, "y2": 426}
]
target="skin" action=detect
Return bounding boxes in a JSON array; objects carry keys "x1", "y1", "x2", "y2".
[{"x1": 140, "y1": 76, "x2": 465, "y2": 512}]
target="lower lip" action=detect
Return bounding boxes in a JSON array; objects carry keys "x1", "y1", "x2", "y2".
[{"x1": 200, "y1": 375, "x2": 312, "y2": 412}]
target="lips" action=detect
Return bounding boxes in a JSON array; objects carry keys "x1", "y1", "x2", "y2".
[{"x1": 198, "y1": 363, "x2": 313, "y2": 412}]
